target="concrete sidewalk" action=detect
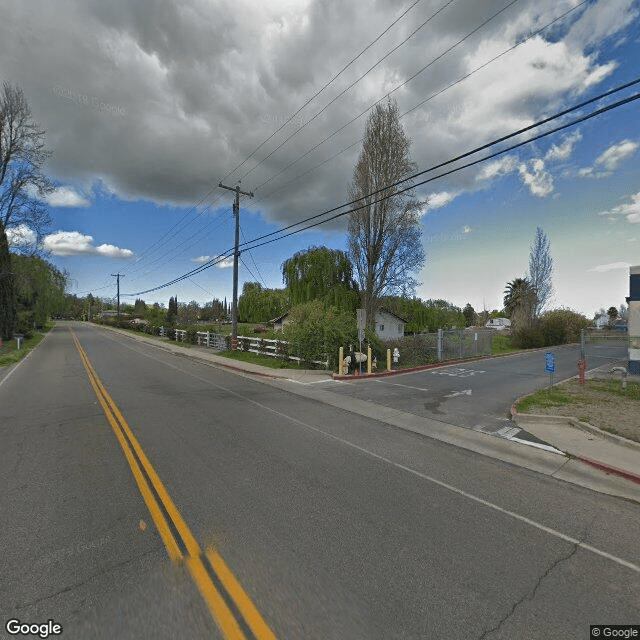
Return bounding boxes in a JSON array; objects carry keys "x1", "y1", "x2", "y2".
[
  {"x1": 512, "y1": 413, "x2": 640, "y2": 486},
  {"x1": 96, "y1": 324, "x2": 640, "y2": 498}
]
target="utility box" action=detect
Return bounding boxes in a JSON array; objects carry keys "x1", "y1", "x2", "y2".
[{"x1": 14, "y1": 333, "x2": 24, "y2": 349}]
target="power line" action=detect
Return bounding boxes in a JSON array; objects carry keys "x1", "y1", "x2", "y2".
[
  {"x1": 120, "y1": 81, "x2": 640, "y2": 298},
  {"x1": 235, "y1": 0, "x2": 460, "y2": 184},
  {"x1": 220, "y1": 0, "x2": 424, "y2": 185},
  {"x1": 247, "y1": 0, "x2": 523, "y2": 195},
  {"x1": 258, "y1": 0, "x2": 590, "y2": 203}
]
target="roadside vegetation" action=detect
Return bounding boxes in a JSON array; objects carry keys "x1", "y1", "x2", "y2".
[
  {"x1": 516, "y1": 378, "x2": 640, "y2": 444},
  {"x1": 0, "y1": 322, "x2": 53, "y2": 367}
]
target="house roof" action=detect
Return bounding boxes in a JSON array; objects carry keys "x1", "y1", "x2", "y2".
[
  {"x1": 376, "y1": 309, "x2": 408, "y2": 323},
  {"x1": 269, "y1": 312, "x2": 289, "y2": 324}
]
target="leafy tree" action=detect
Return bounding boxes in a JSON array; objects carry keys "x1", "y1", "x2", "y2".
[
  {"x1": 177, "y1": 300, "x2": 200, "y2": 325},
  {"x1": 607, "y1": 306, "x2": 618, "y2": 327},
  {"x1": 12, "y1": 253, "x2": 67, "y2": 333},
  {"x1": 503, "y1": 278, "x2": 536, "y2": 331},
  {"x1": 0, "y1": 225, "x2": 15, "y2": 338},
  {"x1": 282, "y1": 246, "x2": 359, "y2": 313},
  {"x1": 347, "y1": 99, "x2": 425, "y2": 326},
  {"x1": 0, "y1": 83, "x2": 53, "y2": 337},
  {"x1": 463, "y1": 303, "x2": 477, "y2": 327},
  {"x1": 282, "y1": 299, "x2": 357, "y2": 369},
  {"x1": 528, "y1": 227, "x2": 553, "y2": 318},
  {"x1": 166, "y1": 296, "x2": 178, "y2": 325},
  {"x1": 238, "y1": 282, "x2": 288, "y2": 323}
]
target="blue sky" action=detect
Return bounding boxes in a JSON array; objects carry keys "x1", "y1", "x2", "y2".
[{"x1": 2, "y1": 0, "x2": 639, "y2": 317}]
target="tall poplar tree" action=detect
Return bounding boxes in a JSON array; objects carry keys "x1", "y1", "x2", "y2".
[{"x1": 347, "y1": 99, "x2": 425, "y2": 326}]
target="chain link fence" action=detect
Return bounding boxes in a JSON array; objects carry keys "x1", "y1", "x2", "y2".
[{"x1": 382, "y1": 329, "x2": 494, "y2": 368}]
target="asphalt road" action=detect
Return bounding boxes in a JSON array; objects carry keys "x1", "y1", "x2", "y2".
[
  {"x1": 327, "y1": 339, "x2": 629, "y2": 436},
  {"x1": 1, "y1": 323, "x2": 638, "y2": 639}
]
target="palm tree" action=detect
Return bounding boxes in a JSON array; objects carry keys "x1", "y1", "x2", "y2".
[{"x1": 503, "y1": 278, "x2": 537, "y2": 330}]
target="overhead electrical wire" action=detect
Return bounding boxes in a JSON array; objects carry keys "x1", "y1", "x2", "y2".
[
  {"x1": 120, "y1": 80, "x2": 640, "y2": 298},
  {"x1": 116, "y1": 0, "x2": 426, "y2": 279},
  {"x1": 258, "y1": 0, "x2": 591, "y2": 203},
  {"x1": 220, "y1": 0, "x2": 425, "y2": 184},
  {"x1": 234, "y1": 0, "x2": 461, "y2": 184},
  {"x1": 247, "y1": 0, "x2": 529, "y2": 195}
]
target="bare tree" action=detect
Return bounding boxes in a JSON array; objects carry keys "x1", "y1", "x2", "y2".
[
  {"x1": 347, "y1": 100, "x2": 425, "y2": 326},
  {"x1": 0, "y1": 82, "x2": 53, "y2": 337},
  {"x1": 528, "y1": 226, "x2": 553, "y2": 318}
]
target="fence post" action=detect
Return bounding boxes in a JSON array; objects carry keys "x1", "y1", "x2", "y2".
[
  {"x1": 459, "y1": 329, "x2": 463, "y2": 358},
  {"x1": 338, "y1": 347, "x2": 343, "y2": 375},
  {"x1": 387, "y1": 348, "x2": 391, "y2": 371},
  {"x1": 367, "y1": 346, "x2": 372, "y2": 374},
  {"x1": 437, "y1": 329, "x2": 443, "y2": 361},
  {"x1": 580, "y1": 328, "x2": 586, "y2": 361}
]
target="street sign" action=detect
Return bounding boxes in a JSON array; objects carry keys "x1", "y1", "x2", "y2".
[
  {"x1": 358, "y1": 328, "x2": 365, "y2": 343},
  {"x1": 544, "y1": 352, "x2": 556, "y2": 373},
  {"x1": 357, "y1": 308, "x2": 366, "y2": 331}
]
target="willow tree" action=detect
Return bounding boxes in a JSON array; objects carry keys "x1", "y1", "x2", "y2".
[
  {"x1": 347, "y1": 99, "x2": 425, "y2": 326},
  {"x1": 281, "y1": 246, "x2": 359, "y2": 313}
]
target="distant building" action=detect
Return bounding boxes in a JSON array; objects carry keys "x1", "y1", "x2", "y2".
[
  {"x1": 594, "y1": 314, "x2": 609, "y2": 329},
  {"x1": 270, "y1": 309, "x2": 406, "y2": 340},
  {"x1": 485, "y1": 317, "x2": 511, "y2": 330},
  {"x1": 374, "y1": 309, "x2": 406, "y2": 340}
]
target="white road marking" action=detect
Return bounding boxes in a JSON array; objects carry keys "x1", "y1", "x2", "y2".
[
  {"x1": 431, "y1": 368, "x2": 485, "y2": 377},
  {"x1": 374, "y1": 380, "x2": 431, "y2": 392},
  {"x1": 444, "y1": 389, "x2": 472, "y2": 398},
  {"x1": 95, "y1": 328, "x2": 640, "y2": 575}
]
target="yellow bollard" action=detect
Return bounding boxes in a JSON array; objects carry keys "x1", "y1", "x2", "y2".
[
  {"x1": 367, "y1": 346, "x2": 372, "y2": 374},
  {"x1": 387, "y1": 348, "x2": 391, "y2": 371},
  {"x1": 339, "y1": 346, "x2": 344, "y2": 375}
]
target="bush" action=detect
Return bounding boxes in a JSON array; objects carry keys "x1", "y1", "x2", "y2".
[
  {"x1": 539, "y1": 308, "x2": 589, "y2": 346},
  {"x1": 382, "y1": 334, "x2": 438, "y2": 367},
  {"x1": 283, "y1": 299, "x2": 357, "y2": 369},
  {"x1": 512, "y1": 327, "x2": 545, "y2": 349}
]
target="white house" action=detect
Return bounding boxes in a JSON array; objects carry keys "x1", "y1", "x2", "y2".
[
  {"x1": 270, "y1": 309, "x2": 406, "y2": 340},
  {"x1": 485, "y1": 317, "x2": 511, "y2": 330},
  {"x1": 374, "y1": 309, "x2": 406, "y2": 340},
  {"x1": 594, "y1": 314, "x2": 609, "y2": 329}
]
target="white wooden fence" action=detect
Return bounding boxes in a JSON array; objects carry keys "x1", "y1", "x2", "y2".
[{"x1": 159, "y1": 328, "x2": 328, "y2": 367}]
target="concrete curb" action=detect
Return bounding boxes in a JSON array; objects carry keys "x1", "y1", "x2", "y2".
[
  {"x1": 572, "y1": 455, "x2": 640, "y2": 486},
  {"x1": 511, "y1": 410, "x2": 640, "y2": 486}
]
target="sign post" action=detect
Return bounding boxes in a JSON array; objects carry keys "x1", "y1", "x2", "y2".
[
  {"x1": 545, "y1": 352, "x2": 556, "y2": 389},
  {"x1": 357, "y1": 309, "x2": 366, "y2": 375}
]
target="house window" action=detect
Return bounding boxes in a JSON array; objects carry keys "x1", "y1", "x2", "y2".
[
  {"x1": 379, "y1": 324, "x2": 384, "y2": 331},
  {"x1": 398, "y1": 324, "x2": 403, "y2": 334}
]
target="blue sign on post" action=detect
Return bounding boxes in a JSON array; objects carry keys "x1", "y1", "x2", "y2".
[{"x1": 544, "y1": 352, "x2": 555, "y2": 373}]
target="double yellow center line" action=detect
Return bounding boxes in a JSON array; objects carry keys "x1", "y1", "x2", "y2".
[{"x1": 72, "y1": 330, "x2": 277, "y2": 640}]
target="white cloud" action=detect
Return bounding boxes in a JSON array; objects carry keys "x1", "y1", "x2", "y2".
[
  {"x1": 462, "y1": 225, "x2": 471, "y2": 234},
  {"x1": 595, "y1": 140, "x2": 638, "y2": 171},
  {"x1": 6, "y1": 225, "x2": 37, "y2": 247},
  {"x1": 192, "y1": 255, "x2": 211, "y2": 264},
  {"x1": 476, "y1": 156, "x2": 518, "y2": 183},
  {"x1": 217, "y1": 258, "x2": 234, "y2": 269},
  {"x1": 0, "y1": 0, "x2": 633, "y2": 229},
  {"x1": 587, "y1": 262, "x2": 632, "y2": 273},
  {"x1": 599, "y1": 192, "x2": 640, "y2": 224},
  {"x1": 45, "y1": 186, "x2": 90, "y2": 208},
  {"x1": 42, "y1": 231, "x2": 134, "y2": 258},
  {"x1": 545, "y1": 131, "x2": 582, "y2": 162},
  {"x1": 426, "y1": 191, "x2": 458, "y2": 211},
  {"x1": 518, "y1": 158, "x2": 553, "y2": 197}
]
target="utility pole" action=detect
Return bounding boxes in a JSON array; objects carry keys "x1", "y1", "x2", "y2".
[
  {"x1": 111, "y1": 273, "x2": 124, "y2": 324},
  {"x1": 218, "y1": 182, "x2": 253, "y2": 349}
]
